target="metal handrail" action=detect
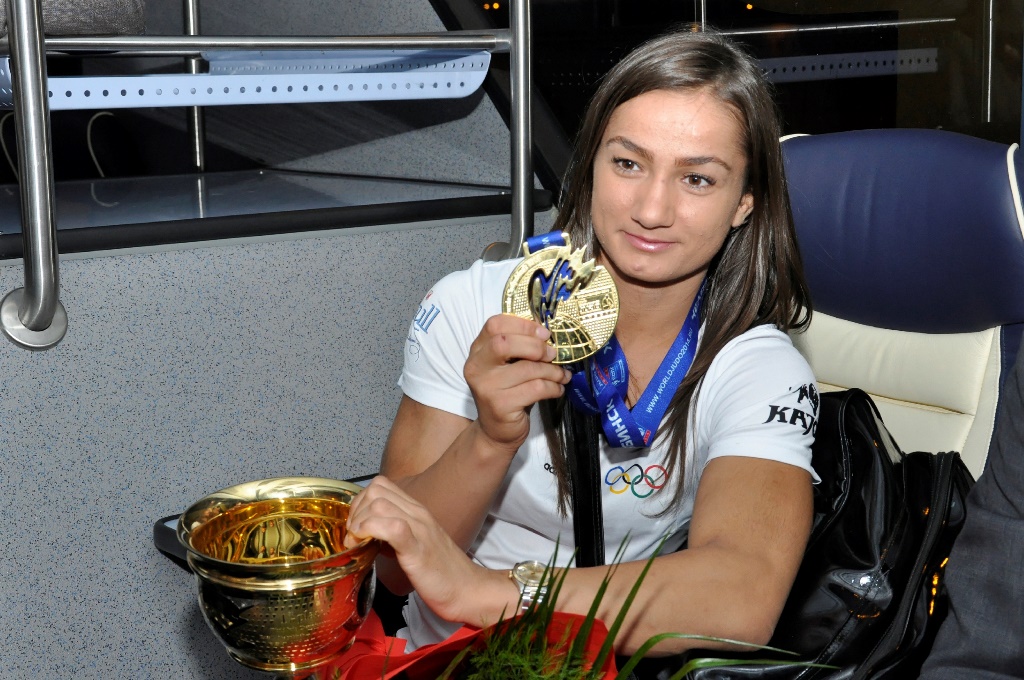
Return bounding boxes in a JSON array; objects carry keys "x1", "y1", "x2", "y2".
[
  {"x1": 719, "y1": 17, "x2": 955, "y2": 37},
  {"x1": 0, "y1": 31, "x2": 513, "y2": 56},
  {"x1": 0, "y1": 0, "x2": 67, "y2": 350}
]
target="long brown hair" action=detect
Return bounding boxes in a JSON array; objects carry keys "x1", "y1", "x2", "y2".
[{"x1": 543, "y1": 29, "x2": 812, "y2": 515}]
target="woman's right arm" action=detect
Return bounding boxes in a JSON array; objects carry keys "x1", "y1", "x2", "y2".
[{"x1": 377, "y1": 313, "x2": 569, "y2": 594}]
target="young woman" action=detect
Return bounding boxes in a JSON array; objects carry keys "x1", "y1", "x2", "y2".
[{"x1": 344, "y1": 29, "x2": 819, "y2": 657}]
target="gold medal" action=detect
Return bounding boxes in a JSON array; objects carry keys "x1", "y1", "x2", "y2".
[{"x1": 502, "y1": 232, "x2": 619, "y2": 364}]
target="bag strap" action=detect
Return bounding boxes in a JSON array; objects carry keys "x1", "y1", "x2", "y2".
[
  {"x1": 567, "y1": 409, "x2": 647, "y2": 680},
  {"x1": 567, "y1": 405, "x2": 605, "y2": 568}
]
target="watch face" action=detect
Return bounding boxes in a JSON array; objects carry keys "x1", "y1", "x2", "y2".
[{"x1": 513, "y1": 560, "x2": 548, "y2": 586}]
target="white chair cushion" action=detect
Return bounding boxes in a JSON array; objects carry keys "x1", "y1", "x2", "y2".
[{"x1": 791, "y1": 312, "x2": 999, "y2": 477}]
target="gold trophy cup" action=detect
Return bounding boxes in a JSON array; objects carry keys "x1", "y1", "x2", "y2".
[{"x1": 178, "y1": 477, "x2": 379, "y2": 677}]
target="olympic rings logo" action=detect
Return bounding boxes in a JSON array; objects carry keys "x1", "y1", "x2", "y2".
[{"x1": 604, "y1": 464, "x2": 668, "y2": 498}]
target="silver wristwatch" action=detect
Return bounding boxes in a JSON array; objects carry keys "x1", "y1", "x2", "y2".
[{"x1": 510, "y1": 560, "x2": 549, "y2": 613}]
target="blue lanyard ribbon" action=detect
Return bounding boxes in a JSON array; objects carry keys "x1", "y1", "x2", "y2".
[
  {"x1": 566, "y1": 280, "x2": 705, "y2": 448},
  {"x1": 524, "y1": 231, "x2": 567, "y2": 252}
]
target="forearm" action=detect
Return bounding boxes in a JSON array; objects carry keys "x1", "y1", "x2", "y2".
[
  {"x1": 553, "y1": 547, "x2": 784, "y2": 655},
  {"x1": 389, "y1": 421, "x2": 514, "y2": 545},
  {"x1": 377, "y1": 420, "x2": 517, "y2": 594},
  {"x1": 446, "y1": 547, "x2": 789, "y2": 657}
]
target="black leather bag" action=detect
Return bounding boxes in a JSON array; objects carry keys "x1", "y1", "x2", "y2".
[{"x1": 685, "y1": 388, "x2": 975, "y2": 679}]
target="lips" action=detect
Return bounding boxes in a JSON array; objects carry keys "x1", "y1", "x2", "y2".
[{"x1": 623, "y1": 231, "x2": 673, "y2": 252}]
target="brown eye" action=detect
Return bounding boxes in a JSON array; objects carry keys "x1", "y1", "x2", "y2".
[{"x1": 684, "y1": 174, "x2": 713, "y2": 189}]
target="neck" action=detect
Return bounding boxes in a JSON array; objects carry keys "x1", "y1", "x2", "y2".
[
  {"x1": 612, "y1": 273, "x2": 704, "y2": 350},
  {"x1": 605, "y1": 274, "x2": 703, "y2": 407}
]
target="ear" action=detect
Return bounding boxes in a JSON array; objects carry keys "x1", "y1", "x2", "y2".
[{"x1": 731, "y1": 191, "x2": 754, "y2": 228}]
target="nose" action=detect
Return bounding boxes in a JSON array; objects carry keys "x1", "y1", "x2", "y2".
[{"x1": 631, "y1": 176, "x2": 674, "y2": 229}]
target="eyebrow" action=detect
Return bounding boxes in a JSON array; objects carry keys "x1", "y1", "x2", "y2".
[{"x1": 604, "y1": 135, "x2": 734, "y2": 172}]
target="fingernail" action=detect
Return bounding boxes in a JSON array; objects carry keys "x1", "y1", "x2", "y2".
[
  {"x1": 563, "y1": 368, "x2": 572, "y2": 382},
  {"x1": 544, "y1": 345, "x2": 556, "y2": 361},
  {"x1": 536, "y1": 326, "x2": 551, "y2": 340}
]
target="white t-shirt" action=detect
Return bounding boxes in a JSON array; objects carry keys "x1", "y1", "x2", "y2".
[{"x1": 398, "y1": 258, "x2": 819, "y2": 649}]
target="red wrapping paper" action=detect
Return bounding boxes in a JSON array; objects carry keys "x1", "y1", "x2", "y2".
[{"x1": 303, "y1": 610, "x2": 619, "y2": 680}]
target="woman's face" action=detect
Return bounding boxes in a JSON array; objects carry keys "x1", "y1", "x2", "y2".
[{"x1": 590, "y1": 88, "x2": 754, "y2": 290}]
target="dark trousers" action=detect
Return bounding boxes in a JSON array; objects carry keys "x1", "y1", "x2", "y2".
[{"x1": 918, "y1": 348, "x2": 1024, "y2": 679}]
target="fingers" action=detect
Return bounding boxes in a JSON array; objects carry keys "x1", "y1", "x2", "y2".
[
  {"x1": 474, "y1": 314, "x2": 556, "y2": 364},
  {"x1": 484, "y1": 313, "x2": 552, "y2": 342},
  {"x1": 344, "y1": 477, "x2": 432, "y2": 550},
  {"x1": 466, "y1": 367, "x2": 568, "y2": 450},
  {"x1": 464, "y1": 315, "x2": 573, "y2": 451},
  {"x1": 466, "y1": 314, "x2": 571, "y2": 391},
  {"x1": 484, "y1": 329, "x2": 555, "y2": 364},
  {"x1": 346, "y1": 478, "x2": 453, "y2": 560},
  {"x1": 342, "y1": 477, "x2": 491, "y2": 624},
  {"x1": 347, "y1": 513, "x2": 416, "y2": 553},
  {"x1": 470, "y1": 355, "x2": 570, "y2": 394}
]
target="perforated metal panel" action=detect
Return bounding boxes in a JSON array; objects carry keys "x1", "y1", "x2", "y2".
[{"x1": 0, "y1": 49, "x2": 491, "y2": 110}]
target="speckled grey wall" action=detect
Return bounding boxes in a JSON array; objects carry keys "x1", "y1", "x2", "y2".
[{"x1": 0, "y1": 219, "x2": 512, "y2": 677}]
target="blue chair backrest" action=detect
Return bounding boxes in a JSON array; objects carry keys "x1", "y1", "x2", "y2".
[{"x1": 782, "y1": 129, "x2": 1024, "y2": 474}]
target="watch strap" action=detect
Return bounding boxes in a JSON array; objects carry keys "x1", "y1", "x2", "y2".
[{"x1": 510, "y1": 562, "x2": 549, "y2": 612}]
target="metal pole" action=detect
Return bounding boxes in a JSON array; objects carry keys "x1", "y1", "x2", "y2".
[
  {"x1": 184, "y1": 0, "x2": 205, "y2": 173},
  {"x1": 984, "y1": 0, "x2": 994, "y2": 123},
  {"x1": 0, "y1": 0, "x2": 67, "y2": 350},
  {"x1": 487, "y1": 0, "x2": 532, "y2": 261}
]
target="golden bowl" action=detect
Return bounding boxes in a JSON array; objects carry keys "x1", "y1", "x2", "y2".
[{"x1": 178, "y1": 477, "x2": 379, "y2": 675}]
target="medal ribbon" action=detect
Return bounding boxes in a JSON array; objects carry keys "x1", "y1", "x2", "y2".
[
  {"x1": 566, "y1": 279, "x2": 705, "y2": 448},
  {"x1": 524, "y1": 231, "x2": 568, "y2": 252}
]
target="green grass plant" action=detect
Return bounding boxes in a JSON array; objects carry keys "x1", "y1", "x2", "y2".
[{"x1": 425, "y1": 538, "x2": 833, "y2": 680}]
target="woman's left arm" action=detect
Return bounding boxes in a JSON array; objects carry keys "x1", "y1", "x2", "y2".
[
  {"x1": 554, "y1": 455, "x2": 813, "y2": 655},
  {"x1": 345, "y1": 457, "x2": 812, "y2": 655}
]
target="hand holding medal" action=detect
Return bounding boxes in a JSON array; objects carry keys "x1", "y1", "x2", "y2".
[
  {"x1": 503, "y1": 234, "x2": 705, "y2": 450},
  {"x1": 501, "y1": 232, "x2": 619, "y2": 364}
]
